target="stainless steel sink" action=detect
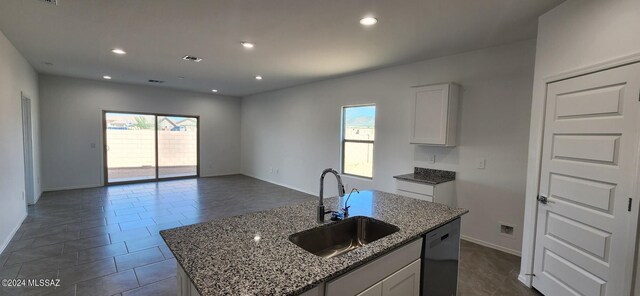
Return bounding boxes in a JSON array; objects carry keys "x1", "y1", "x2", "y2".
[{"x1": 288, "y1": 216, "x2": 400, "y2": 258}]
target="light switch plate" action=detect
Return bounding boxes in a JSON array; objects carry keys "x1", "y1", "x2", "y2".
[{"x1": 477, "y1": 158, "x2": 486, "y2": 169}]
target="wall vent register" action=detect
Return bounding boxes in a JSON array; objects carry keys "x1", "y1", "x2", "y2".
[
  {"x1": 38, "y1": 0, "x2": 57, "y2": 5},
  {"x1": 182, "y1": 55, "x2": 203, "y2": 62}
]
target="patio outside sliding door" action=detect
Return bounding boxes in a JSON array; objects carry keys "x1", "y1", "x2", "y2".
[
  {"x1": 157, "y1": 115, "x2": 199, "y2": 178},
  {"x1": 105, "y1": 112, "x2": 157, "y2": 183},
  {"x1": 104, "y1": 111, "x2": 199, "y2": 185}
]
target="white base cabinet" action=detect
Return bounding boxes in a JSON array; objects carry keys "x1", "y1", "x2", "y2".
[
  {"x1": 177, "y1": 263, "x2": 201, "y2": 296},
  {"x1": 357, "y1": 259, "x2": 421, "y2": 296},
  {"x1": 357, "y1": 282, "x2": 382, "y2": 296},
  {"x1": 396, "y1": 179, "x2": 455, "y2": 207},
  {"x1": 381, "y1": 259, "x2": 421, "y2": 296},
  {"x1": 177, "y1": 238, "x2": 423, "y2": 296},
  {"x1": 325, "y1": 238, "x2": 422, "y2": 296}
]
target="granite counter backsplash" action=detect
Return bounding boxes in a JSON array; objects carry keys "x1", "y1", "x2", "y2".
[
  {"x1": 393, "y1": 167, "x2": 456, "y2": 185},
  {"x1": 160, "y1": 190, "x2": 467, "y2": 296}
]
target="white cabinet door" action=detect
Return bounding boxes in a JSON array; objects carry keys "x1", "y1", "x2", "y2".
[
  {"x1": 410, "y1": 83, "x2": 459, "y2": 146},
  {"x1": 357, "y1": 282, "x2": 382, "y2": 296},
  {"x1": 382, "y1": 259, "x2": 421, "y2": 296},
  {"x1": 325, "y1": 239, "x2": 422, "y2": 296}
]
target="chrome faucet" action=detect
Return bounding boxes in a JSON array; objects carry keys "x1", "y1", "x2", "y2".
[
  {"x1": 317, "y1": 168, "x2": 346, "y2": 223},
  {"x1": 342, "y1": 188, "x2": 360, "y2": 218}
]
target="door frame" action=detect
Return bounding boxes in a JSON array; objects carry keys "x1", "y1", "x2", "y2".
[
  {"x1": 102, "y1": 110, "x2": 201, "y2": 185},
  {"x1": 21, "y1": 93, "x2": 35, "y2": 205},
  {"x1": 519, "y1": 52, "x2": 640, "y2": 295}
]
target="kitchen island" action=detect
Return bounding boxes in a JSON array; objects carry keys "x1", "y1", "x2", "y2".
[{"x1": 160, "y1": 190, "x2": 468, "y2": 296}]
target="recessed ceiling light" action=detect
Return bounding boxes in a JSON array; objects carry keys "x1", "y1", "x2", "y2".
[
  {"x1": 241, "y1": 42, "x2": 255, "y2": 49},
  {"x1": 255, "y1": 75, "x2": 263, "y2": 80},
  {"x1": 177, "y1": 76, "x2": 185, "y2": 79},
  {"x1": 360, "y1": 17, "x2": 377, "y2": 26},
  {"x1": 43, "y1": 62, "x2": 54, "y2": 66},
  {"x1": 211, "y1": 89, "x2": 218, "y2": 93},
  {"x1": 103, "y1": 75, "x2": 112, "y2": 80},
  {"x1": 111, "y1": 48, "x2": 126, "y2": 55}
]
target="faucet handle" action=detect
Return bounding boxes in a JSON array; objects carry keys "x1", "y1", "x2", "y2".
[
  {"x1": 341, "y1": 206, "x2": 350, "y2": 218},
  {"x1": 330, "y1": 211, "x2": 345, "y2": 221}
]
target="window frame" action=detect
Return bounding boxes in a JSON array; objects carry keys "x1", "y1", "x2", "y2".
[{"x1": 340, "y1": 104, "x2": 376, "y2": 179}]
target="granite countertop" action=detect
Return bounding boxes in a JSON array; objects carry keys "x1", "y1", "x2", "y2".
[
  {"x1": 160, "y1": 190, "x2": 468, "y2": 296},
  {"x1": 393, "y1": 167, "x2": 456, "y2": 185}
]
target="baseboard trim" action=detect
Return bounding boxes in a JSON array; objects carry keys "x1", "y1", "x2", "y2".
[
  {"x1": 43, "y1": 183, "x2": 102, "y2": 192},
  {"x1": 200, "y1": 172, "x2": 242, "y2": 178},
  {"x1": 0, "y1": 211, "x2": 27, "y2": 255},
  {"x1": 461, "y1": 234, "x2": 521, "y2": 257},
  {"x1": 241, "y1": 173, "x2": 316, "y2": 196},
  {"x1": 28, "y1": 191, "x2": 42, "y2": 205},
  {"x1": 43, "y1": 175, "x2": 245, "y2": 192},
  {"x1": 518, "y1": 274, "x2": 533, "y2": 287}
]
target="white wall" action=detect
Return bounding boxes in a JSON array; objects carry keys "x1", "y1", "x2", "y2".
[
  {"x1": 519, "y1": 0, "x2": 640, "y2": 288},
  {"x1": 39, "y1": 75, "x2": 241, "y2": 191},
  {"x1": 0, "y1": 30, "x2": 40, "y2": 252},
  {"x1": 242, "y1": 40, "x2": 536, "y2": 254}
]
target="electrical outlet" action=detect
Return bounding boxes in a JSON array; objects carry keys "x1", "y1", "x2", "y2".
[
  {"x1": 21, "y1": 192, "x2": 25, "y2": 200},
  {"x1": 275, "y1": 168, "x2": 279, "y2": 174},
  {"x1": 428, "y1": 155, "x2": 436, "y2": 164},
  {"x1": 270, "y1": 167, "x2": 274, "y2": 174},
  {"x1": 498, "y1": 222, "x2": 516, "y2": 238},
  {"x1": 477, "y1": 158, "x2": 486, "y2": 169}
]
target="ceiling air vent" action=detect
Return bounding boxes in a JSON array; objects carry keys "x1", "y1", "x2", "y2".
[
  {"x1": 148, "y1": 79, "x2": 165, "y2": 84},
  {"x1": 38, "y1": 0, "x2": 58, "y2": 5},
  {"x1": 182, "y1": 55, "x2": 203, "y2": 63}
]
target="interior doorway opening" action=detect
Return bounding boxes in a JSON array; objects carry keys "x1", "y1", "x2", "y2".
[{"x1": 21, "y1": 94, "x2": 35, "y2": 205}]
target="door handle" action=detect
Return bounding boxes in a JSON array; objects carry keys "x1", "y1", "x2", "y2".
[{"x1": 537, "y1": 195, "x2": 553, "y2": 204}]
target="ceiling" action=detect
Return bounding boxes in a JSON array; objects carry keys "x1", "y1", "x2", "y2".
[{"x1": 0, "y1": 0, "x2": 563, "y2": 97}]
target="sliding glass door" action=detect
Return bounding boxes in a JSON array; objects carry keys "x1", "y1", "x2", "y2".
[
  {"x1": 157, "y1": 116, "x2": 198, "y2": 178},
  {"x1": 105, "y1": 113, "x2": 157, "y2": 183},
  {"x1": 104, "y1": 111, "x2": 199, "y2": 184}
]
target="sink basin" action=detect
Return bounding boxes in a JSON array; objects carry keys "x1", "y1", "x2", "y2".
[{"x1": 289, "y1": 216, "x2": 400, "y2": 258}]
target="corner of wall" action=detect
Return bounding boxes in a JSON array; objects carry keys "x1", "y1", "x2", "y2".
[{"x1": 0, "y1": 211, "x2": 27, "y2": 255}]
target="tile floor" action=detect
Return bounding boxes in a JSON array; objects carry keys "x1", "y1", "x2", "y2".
[
  {"x1": 459, "y1": 240, "x2": 541, "y2": 296},
  {"x1": 0, "y1": 175, "x2": 540, "y2": 296}
]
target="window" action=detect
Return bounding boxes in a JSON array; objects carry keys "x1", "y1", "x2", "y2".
[{"x1": 341, "y1": 105, "x2": 376, "y2": 178}]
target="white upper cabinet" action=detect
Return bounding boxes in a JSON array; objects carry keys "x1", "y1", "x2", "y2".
[{"x1": 410, "y1": 83, "x2": 459, "y2": 146}]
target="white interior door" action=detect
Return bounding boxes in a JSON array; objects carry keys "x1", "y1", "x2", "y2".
[
  {"x1": 21, "y1": 95, "x2": 34, "y2": 205},
  {"x1": 532, "y1": 63, "x2": 640, "y2": 295}
]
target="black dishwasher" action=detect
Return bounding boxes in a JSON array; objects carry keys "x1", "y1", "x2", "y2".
[{"x1": 422, "y1": 218, "x2": 461, "y2": 296}]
